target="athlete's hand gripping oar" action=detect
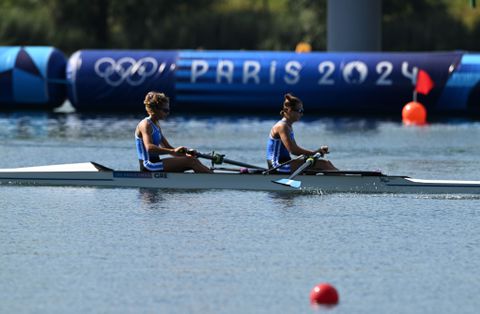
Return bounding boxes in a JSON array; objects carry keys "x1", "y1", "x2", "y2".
[
  {"x1": 272, "y1": 152, "x2": 322, "y2": 189},
  {"x1": 191, "y1": 151, "x2": 266, "y2": 170},
  {"x1": 262, "y1": 155, "x2": 305, "y2": 175}
]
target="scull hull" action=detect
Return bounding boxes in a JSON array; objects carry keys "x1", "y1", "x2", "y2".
[{"x1": 1, "y1": 162, "x2": 480, "y2": 194}]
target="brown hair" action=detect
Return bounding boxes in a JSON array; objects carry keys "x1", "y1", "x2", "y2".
[
  {"x1": 144, "y1": 91, "x2": 169, "y2": 113},
  {"x1": 280, "y1": 93, "x2": 302, "y2": 116}
]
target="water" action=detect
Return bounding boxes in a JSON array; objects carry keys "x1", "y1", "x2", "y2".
[{"x1": 1, "y1": 112, "x2": 480, "y2": 314}]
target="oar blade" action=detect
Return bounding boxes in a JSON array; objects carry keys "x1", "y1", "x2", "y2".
[{"x1": 272, "y1": 178, "x2": 302, "y2": 189}]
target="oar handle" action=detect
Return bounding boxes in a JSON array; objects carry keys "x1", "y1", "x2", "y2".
[
  {"x1": 305, "y1": 152, "x2": 322, "y2": 164},
  {"x1": 177, "y1": 149, "x2": 224, "y2": 164},
  {"x1": 194, "y1": 152, "x2": 224, "y2": 164}
]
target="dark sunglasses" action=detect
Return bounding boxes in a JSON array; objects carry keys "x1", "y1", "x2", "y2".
[{"x1": 291, "y1": 108, "x2": 304, "y2": 113}]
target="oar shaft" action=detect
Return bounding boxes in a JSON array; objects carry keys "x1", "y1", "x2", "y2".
[
  {"x1": 272, "y1": 152, "x2": 323, "y2": 189},
  {"x1": 195, "y1": 152, "x2": 265, "y2": 170},
  {"x1": 263, "y1": 155, "x2": 305, "y2": 175},
  {"x1": 221, "y1": 157, "x2": 265, "y2": 170},
  {"x1": 287, "y1": 159, "x2": 313, "y2": 179},
  {"x1": 286, "y1": 152, "x2": 322, "y2": 180}
]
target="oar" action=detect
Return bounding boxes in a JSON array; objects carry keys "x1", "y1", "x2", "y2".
[
  {"x1": 272, "y1": 152, "x2": 322, "y2": 189},
  {"x1": 193, "y1": 151, "x2": 266, "y2": 170},
  {"x1": 262, "y1": 155, "x2": 305, "y2": 175}
]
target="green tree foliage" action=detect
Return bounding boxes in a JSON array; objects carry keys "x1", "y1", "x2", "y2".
[
  {"x1": 0, "y1": 0, "x2": 52, "y2": 45},
  {"x1": 0, "y1": 0, "x2": 479, "y2": 53},
  {"x1": 382, "y1": 0, "x2": 471, "y2": 50},
  {"x1": 0, "y1": 0, "x2": 325, "y2": 52},
  {"x1": 45, "y1": 0, "x2": 110, "y2": 48}
]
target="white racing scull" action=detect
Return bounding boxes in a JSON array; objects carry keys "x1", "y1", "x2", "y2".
[{"x1": 1, "y1": 162, "x2": 480, "y2": 194}]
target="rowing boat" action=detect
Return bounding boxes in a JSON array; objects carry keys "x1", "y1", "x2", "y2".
[{"x1": 1, "y1": 162, "x2": 480, "y2": 194}]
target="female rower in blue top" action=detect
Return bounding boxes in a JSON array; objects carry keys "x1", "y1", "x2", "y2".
[
  {"x1": 266, "y1": 93, "x2": 338, "y2": 173},
  {"x1": 135, "y1": 91, "x2": 211, "y2": 173}
]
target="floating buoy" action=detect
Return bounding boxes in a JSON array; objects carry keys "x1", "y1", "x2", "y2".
[
  {"x1": 310, "y1": 283, "x2": 339, "y2": 305},
  {"x1": 402, "y1": 101, "x2": 427, "y2": 126},
  {"x1": 295, "y1": 42, "x2": 312, "y2": 53}
]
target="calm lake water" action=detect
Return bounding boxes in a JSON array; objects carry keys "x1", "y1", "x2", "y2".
[{"x1": 1, "y1": 112, "x2": 479, "y2": 314}]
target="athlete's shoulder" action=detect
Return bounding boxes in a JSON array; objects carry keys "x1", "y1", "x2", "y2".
[
  {"x1": 275, "y1": 120, "x2": 291, "y2": 131},
  {"x1": 137, "y1": 118, "x2": 151, "y2": 131}
]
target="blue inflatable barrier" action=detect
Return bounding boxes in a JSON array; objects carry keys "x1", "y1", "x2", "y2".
[
  {"x1": 0, "y1": 46, "x2": 66, "y2": 109},
  {"x1": 66, "y1": 49, "x2": 480, "y2": 115},
  {"x1": 67, "y1": 50, "x2": 177, "y2": 111},
  {"x1": 176, "y1": 50, "x2": 463, "y2": 113}
]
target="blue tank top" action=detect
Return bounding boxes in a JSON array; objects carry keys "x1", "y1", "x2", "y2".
[
  {"x1": 266, "y1": 120, "x2": 294, "y2": 163},
  {"x1": 135, "y1": 117, "x2": 162, "y2": 162}
]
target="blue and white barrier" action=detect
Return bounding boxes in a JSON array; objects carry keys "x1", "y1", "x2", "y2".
[
  {"x1": 66, "y1": 50, "x2": 177, "y2": 111},
  {"x1": 0, "y1": 46, "x2": 66, "y2": 109},
  {"x1": 2, "y1": 47, "x2": 480, "y2": 115},
  {"x1": 66, "y1": 50, "x2": 480, "y2": 114}
]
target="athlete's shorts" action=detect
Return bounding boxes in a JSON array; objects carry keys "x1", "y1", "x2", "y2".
[{"x1": 139, "y1": 159, "x2": 164, "y2": 172}]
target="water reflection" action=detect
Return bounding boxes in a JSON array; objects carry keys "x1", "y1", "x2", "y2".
[
  {"x1": 0, "y1": 111, "x2": 49, "y2": 138},
  {"x1": 321, "y1": 117, "x2": 382, "y2": 133},
  {"x1": 3, "y1": 112, "x2": 480, "y2": 142},
  {"x1": 0, "y1": 112, "x2": 141, "y2": 139},
  {"x1": 138, "y1": 188, "x2": 164, "y2": 204},
  {"x1": 137, "y1": 188, "x2": 211, "y2": 206},
  {"x1": 0, "y1": 112, "x2": 389, "y2": 140},
  {"x1": 265, "y1": 192, "x2": 296, "y2": 210}
]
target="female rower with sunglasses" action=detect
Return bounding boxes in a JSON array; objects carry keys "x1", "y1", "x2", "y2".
[
  {"x1": 135, "y1": 91, "x2": 211, "y2": 173},
  {"x1": 266, "y1": 93, "x2": 338, "y2": 173}
]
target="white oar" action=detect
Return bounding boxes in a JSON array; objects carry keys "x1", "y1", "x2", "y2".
[
  {"x1": 272, "y1": 152, "x2": 322, "y2": 189},
  {"x1": 262, "y1": 155, "x2": 305, "y2": 175}
]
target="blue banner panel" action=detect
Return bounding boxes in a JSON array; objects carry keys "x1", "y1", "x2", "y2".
[
  {"x1": 67, "y1": 50, "x2": 177, "y2": 111},
  {"x1": 66, "y1": 50, "x2": 480, "y2": 115},
  {"x1": 0, "y1": 46, "x2": 66, "y2": 109},
  {"x1": 176, "y1": 51, "x2": 464, "y2": 114}
]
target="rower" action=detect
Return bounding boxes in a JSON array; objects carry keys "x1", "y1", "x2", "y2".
[
  {"x1": 266, "y1": 93, "x2": 339, "y2": 173},
  {"x1": 135, "y1": 91, "x2": 211, "y2": 173}
]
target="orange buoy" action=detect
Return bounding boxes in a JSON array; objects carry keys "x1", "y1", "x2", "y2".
[
  {"x1": 402, "y1": 101, "x2": 427, "y2": 126},
  {"x1": 295, "y1": 42, "x2": 312, "y2": 53},
  {"x1": 309, "y1": 283, "x2": 339, "y2": 305}
]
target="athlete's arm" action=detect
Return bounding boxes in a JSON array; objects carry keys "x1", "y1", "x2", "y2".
[
  {"x1": 160, "y1": 131, "x2": 188, "y2": 156},
  {"x1": 276, "y1": 123, "x2": 314, "y2": 156},
  {"x1": 139, "y1": 121, "x2": 175, "y2": 155}
]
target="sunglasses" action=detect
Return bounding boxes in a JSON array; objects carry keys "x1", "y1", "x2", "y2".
[{"x1": 291, "y1": 108, "x2": 304, "y2": 113}]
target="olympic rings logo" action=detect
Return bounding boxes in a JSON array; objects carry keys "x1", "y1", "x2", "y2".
[{"x1": 94, "y1": 57, "x2": 159, "y2": 86}]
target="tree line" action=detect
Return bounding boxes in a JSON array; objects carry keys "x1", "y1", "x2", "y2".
[{"x1": 1, "y1": 0, "x2": 479, "y2": 54}]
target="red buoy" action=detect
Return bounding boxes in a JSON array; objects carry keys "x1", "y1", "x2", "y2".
[
  {"x1": 402, "y1": 101, "x2": 427, "y2": 126},
  {"x1": 310, "y1": 283, "x2": 339, "y2": 305}
]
